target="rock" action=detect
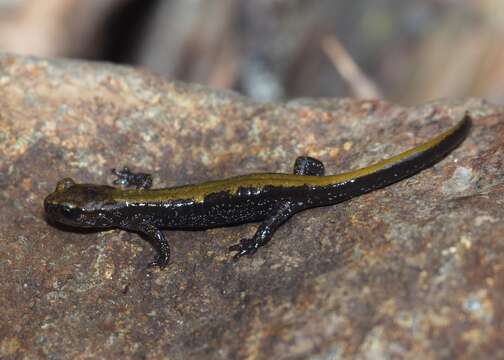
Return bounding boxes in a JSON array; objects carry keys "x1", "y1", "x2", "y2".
[{"x1": 0, "y1": 52, "x2": 503, "y2": 359}]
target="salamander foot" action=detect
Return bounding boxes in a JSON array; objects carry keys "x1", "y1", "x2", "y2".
[
  {"x1": 229, "y1": 238, "x2": 259, "y2": 260},
  {"x1": 147, "y1": 253, "x2": 169, "y2": 269},
  {"x1": 111, "y1": 167, "x2": 153, "y2": 189}
]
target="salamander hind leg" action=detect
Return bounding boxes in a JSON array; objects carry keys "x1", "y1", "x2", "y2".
[
  {"x1": 229, "y1": 201, "x2": 299, "y2": 260},
  {"x1": 111, "y1": 167, "x2": 153, "y2": 189},
  {"x1": 293, "y1": 156, "x2": 325, "y2": 176}
]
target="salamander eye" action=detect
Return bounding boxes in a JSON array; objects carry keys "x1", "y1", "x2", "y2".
[
  {"x1": 59, "y1": 203, "x2": 78, "y2": 217},
  {"x1": 56, "y1": 178, "x2": 76, "y2": 192}
]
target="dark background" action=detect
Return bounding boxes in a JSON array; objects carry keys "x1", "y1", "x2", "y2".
[{"x1": 0, "y1": 0, "x2": 502, "y2": 104}]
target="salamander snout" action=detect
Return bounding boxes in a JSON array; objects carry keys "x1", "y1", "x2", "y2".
[
  {"x1": 44, "y1": 178, "x2": 118, "y2": 228},
  {"x1": 44, "y1": 178, "x2": 84, "y2": 226},
  {"x1": 44, "y1": 196, "x2": 81, "y2": 226}
]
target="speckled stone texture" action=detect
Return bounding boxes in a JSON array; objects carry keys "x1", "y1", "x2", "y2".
[{"x1": 1, "y1": 52, "x2": 503, "y2": 359}]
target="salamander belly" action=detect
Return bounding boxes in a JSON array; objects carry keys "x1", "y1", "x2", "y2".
[
  {"x1": 148, "y1": 194, "x2": 281, "y2": 229},
  {"x1": 195, "y1": 198, "x2": 278, "y2": 227},
  {"x1": 122, "y1": 186, "x2": 315, "y2": 229},
  {"x1": 170, "y1": 185, "x2": 318, "y2": 228}
]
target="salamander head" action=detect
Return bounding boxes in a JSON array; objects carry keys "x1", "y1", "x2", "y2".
[{"x1": 44, "y1": 177, "x2": 119, "y2": 228}]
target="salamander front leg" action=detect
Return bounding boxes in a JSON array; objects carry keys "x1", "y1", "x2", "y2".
[
  {"x1": 293, "y1": 156, "x2": 325, "y2": 176},
  {"x1": 111, "y1": 167, "x2": 153, "y2": 189},
  {"x1": 136, "y1": 223, "x2": 170, "y2": 268},
  {"x1": 229, "y1": 201, "x2": 298, "y2": 260}
]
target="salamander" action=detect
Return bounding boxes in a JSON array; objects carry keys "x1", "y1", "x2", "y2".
[{"x1": 44, "y1": 114, "x2": 471, "y2": 269}]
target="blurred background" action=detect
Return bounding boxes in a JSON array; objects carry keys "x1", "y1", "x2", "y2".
[{"x1": 0, "y1": 0, "x2": 503, "y2": 105}]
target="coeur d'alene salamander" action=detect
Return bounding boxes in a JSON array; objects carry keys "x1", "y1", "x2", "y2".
[{"x1": 44, "y1": 114, "x2": 471, "y2": 269}]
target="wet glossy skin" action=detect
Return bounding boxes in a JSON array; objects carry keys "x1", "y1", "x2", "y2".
[{"x1": 44, "y1": 115, "x2": 471, "y2": 269}]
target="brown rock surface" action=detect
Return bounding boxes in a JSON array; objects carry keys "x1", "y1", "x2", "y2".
[{"x1": 1, "y1": 52, "x2": 503, "y2": 359}]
